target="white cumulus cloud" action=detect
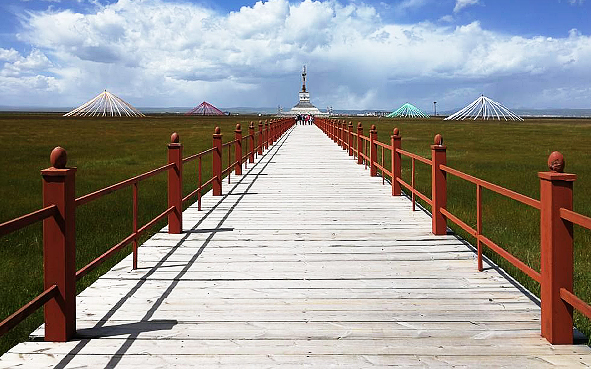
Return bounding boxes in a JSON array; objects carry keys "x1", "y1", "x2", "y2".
[
  {"x1": 1, "y1": 0, "x2": 589, "y2": 110},
  {"x1": 454, "y1": 0, "x2": 479, "y2": 13}
]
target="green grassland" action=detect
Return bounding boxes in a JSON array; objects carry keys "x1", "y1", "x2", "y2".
[
  {"x1": 0, "y1": 113, "x2": 263, "y2": 354},
  {"x1": 1, "y1": 114, "x2": 591, "y2": 354}
]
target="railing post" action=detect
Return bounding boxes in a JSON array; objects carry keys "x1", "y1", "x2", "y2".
[
  {"x1": 265, "y1": 120, "x2": 269, "y2": 150},
  {"x1": 258, "y1": 121, "x2": 263, "y2": 155},
  {"x1": 213, "y1": 126, "x2": 222, "y2": 196},
  {"x1": 270, "y1": 120, "x2": 274, "y2": 144},
  {"x1": 332, "y1": 120, "x2": 336, "y2": 142},
  {"x1": 357, "y1": 123, "x2": 363, "y2": 165},
  {"x1": 370, "y1": 125, "x2": 377, "y2": 176},
  {"x1": 234, "y1": 124, "x2": 242, "y2": 175},
  {"x1": 348, "y1": 121, "x2": 353, "y2": 156},
  {"x1": 431, "y1": 134, "x2": 447, "y2": 235},
  {"x1": 249, "y1": 122, "x2": 255, "y2": 163},
  {"x1": 391, "y1": 128, "x2": 401, "y2": 196},
  {"x1": 337, "y1": 121, "x2": 343, "y2": 147},
  {"x1": 343, "y1": 121, "x2": 348, "y2": 151},
  {"x1": 539, "y1": 151, "x2": 576, "y2": 344},
  {"x1": 41, "y1": 147, "x2": 76, "y2": 342},
  {"x1": 333, "y1": 120, "x2": 336, "y2": 142},
  {"x1": 270, "y1": 121, "x2": 274, "y2": 146},
  {"x1": 168, "y1": 132, "x2": 183, "y2": 234}
]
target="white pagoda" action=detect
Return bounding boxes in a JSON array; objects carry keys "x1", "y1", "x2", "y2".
[{"x1": 284, "y1": 66, "x2": 328, "y2": 117}]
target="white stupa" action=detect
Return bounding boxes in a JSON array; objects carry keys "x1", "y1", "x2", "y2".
[
  {"x1": 284, "y1": 66, "x2": 328, "y2": 117},
  {"x1": 64, "y1": 90, "x2": 145, "y2": 117},
  {"x1": 445, "y1": 95, "x2": 523, "y2": 121}
]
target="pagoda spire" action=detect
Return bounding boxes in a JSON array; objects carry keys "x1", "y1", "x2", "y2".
[{"x1": 301, "y1": 65, "x2": 307, "y2": 92}]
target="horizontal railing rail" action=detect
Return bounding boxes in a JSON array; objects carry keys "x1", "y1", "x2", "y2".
[
  {"x1": 76, "y1": 206, "x2": 175, "y2": 281},
  {"x1": 75, "y1": 163, "x2": 175, "y2": 207},
  {"x1": 0, "y1": 117, "x2": 296, "y2": 343},
  {"x1": 0, "y1": 284, "x2": 58, "y2": 337},
  {"x1": 440, "y1": 165, "x2": 540, "y2": 209},
  {"x1": 0, "y1": 205, "x2": 57, "y2": 237},
  {"x1": 315, "y1": 117, "x2": 590, "y2": 345}
]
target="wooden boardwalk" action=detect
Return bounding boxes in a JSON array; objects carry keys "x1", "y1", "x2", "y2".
[{"x1": 2, "y1": 125, "x2": 591, "y2": 368}]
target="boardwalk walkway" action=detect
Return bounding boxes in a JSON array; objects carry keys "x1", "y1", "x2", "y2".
[{"x1": 2, "y1": 125, "x2": 591, "y2": 368}]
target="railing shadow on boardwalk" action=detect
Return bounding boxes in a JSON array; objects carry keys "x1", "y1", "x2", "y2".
[
  {"x1": 0, "y1": 118, "x2": 294, "y2": 348},
  {"x1": 51, "y1": 126, "x2": 294, "y2": 369}
]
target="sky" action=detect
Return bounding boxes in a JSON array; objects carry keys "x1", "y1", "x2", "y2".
[{"x1": 0, "y1": 0, "x2": 590, "y2": 112}]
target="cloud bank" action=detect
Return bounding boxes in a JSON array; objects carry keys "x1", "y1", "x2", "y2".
[{"x1": 1, "y1": 0, "x2": 590, "y2": 111}]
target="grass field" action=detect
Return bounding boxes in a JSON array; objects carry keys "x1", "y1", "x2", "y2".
[
  {"x1": 1, "y1": 114, "x2": 590, "y2": 354},
  {"x1": 0, "y1": 113, "x2": 263, "y2": 354}
]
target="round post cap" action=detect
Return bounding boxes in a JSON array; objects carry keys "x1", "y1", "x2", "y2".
[
  {"x1": 235, "y1": 123, "x2": 241, "y2": 132},
  {"x1": 214, "y1": 126, "x2": 221, "y2": 134},
  {"x1": 357, "y1": 122, "x2": 363, "y2": 128},
  {"x1": 393, "y1": 128, "x2": 400, "y2": 136},
  {"x1": 548, "y1": 151, "x2": 565, "y2": 173},
  {"x1": 50, "y1": 146, "x2": 67, "y2": 169},
  {"x1": 170, "y1": 132, "x2": 179, "y2": 143},
  {"x1": 434, "y1": 134, "x2": 443, "y2": 145}
]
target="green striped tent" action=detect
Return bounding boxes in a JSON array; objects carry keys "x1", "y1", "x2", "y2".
[{"x1": 386, "y1": 103, "x2": 428, "y2": 118}]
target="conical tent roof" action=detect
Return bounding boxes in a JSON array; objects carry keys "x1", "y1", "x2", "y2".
[
  {"x1": 387, "y1": 103, "x2": 428, "y2": 118},
  {"x1": 185, "y1": 101, "x2": 224, "y2": 115},
  {"x1": 64, "y1": 90, "x2": 145, "y2": 117},
  {"x1": 445, "y1": 95, "x2": 523, "y2": 121}
]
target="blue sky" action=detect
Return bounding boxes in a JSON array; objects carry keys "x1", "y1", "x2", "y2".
[{"x1": 0, "y1": 0, "x2": 590, "y2": 111}]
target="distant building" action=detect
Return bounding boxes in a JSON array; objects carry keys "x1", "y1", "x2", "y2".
[{"x1": 284, "y1": 66, "x2": 329, "y2": 117}]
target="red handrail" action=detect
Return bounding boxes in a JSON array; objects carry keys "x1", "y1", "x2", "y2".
[
  {"x1": 560, "y1": 208, "x2": 591, "y2": 229},
  {"x1": 75, "y1": 163, "x2": 175, "y2": 207},
  {"x1": 561, "y1": 288, "x2": 591, "y2": 319},
  {"x1": 558, "y1": 209, "x2": 591, "y2": 321},
  {"x1": 0, "y1": 118, "x2": 297, "y2": 342},
  {"x1": 440, "y1": 165, "x2": 540, "y2": 209},
  {"x1": 76, "y1": 206, "x2": 175, "y2": 280},
  {"x1": 181, "y1": 147, "x2": 216, "y2": 211},
  {"x1": 397, "y1": 148, "x2": 433, "y2": 166},
  {"x1": 0, "y1": 205, "x2": 57, "y2": 237},
  {"x1": 316, "y1": 118, "x2": 590, "y2": 345},
  {"x1": 182, "y1": 147, "x2": 215, "y2": 163},
  {"x1": 0, "y1": 284, "x2": 58, "y2": 337}
]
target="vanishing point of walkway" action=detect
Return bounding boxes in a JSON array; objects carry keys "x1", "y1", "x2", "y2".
[{"x1": 2, "y1": 125, "x2": 591, "y2": 368}]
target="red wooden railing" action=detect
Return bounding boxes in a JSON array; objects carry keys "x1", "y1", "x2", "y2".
[
  {"x1": 316, "y1": 117, "x2": 591, "y2": 345},
  {"x1": 0, "y1": 118, "x2": 295, "y2": 342}
]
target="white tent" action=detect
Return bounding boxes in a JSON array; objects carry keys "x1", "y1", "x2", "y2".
[
  {"x1": 64, "y1": 90, "x2": 145, "y2": 117},
  {"x1": 445, "y1": 95, "x2": 523, "y2": 121}
]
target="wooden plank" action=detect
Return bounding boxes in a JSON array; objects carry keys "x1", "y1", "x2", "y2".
[{"x1": 3, "y1": 353, "x2": 589, "y2": 369}]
